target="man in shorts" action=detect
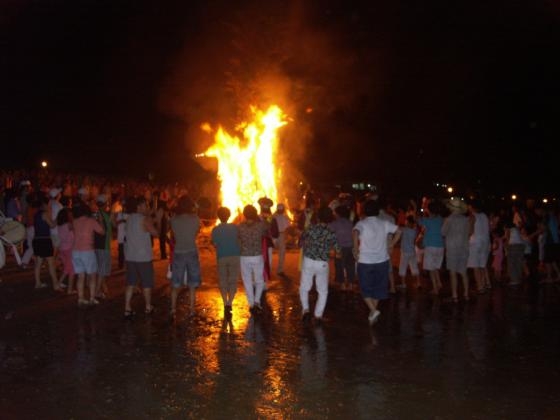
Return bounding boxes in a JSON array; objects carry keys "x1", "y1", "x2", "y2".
[
  {"x1": 124, "y1": 197, "x2": 159, "y2": 319},
  {"x1": 169, "y1": 195, "x2": 201, "y2": 318}
]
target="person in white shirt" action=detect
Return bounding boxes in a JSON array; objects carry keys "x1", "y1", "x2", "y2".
[{"x1": 353, "y1": 199, "x2": 401, "y2": 326}]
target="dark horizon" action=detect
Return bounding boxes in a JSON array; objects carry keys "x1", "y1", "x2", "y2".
[{"x1": 2, "y1": 0, "x2": 559, "y2": 194}]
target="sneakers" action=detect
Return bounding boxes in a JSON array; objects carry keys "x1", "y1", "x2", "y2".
[
  {"x1": 368, "y1": 310, "x2": 381, "y2": 326},
  {"x1": 34, "y1": 283, "x2": 48, "y2": 290}
]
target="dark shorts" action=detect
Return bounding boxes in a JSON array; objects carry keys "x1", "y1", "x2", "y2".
[
  {"x1": 125, "y1": 261, "x2": 154, "y2": 288},
  {"x1": 32, "y1": 238, "x2": 53, "y2": 258},
  {"x1": 171, "y1": 251, "x2": 201, "y2": 288},
  {"x1": 357, "y1": 260, "x2": 390, "y2": 300}
]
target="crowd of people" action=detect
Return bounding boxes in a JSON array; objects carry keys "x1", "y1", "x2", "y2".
[{"x1": 1, "y1": 168, "x2": 559, "y2": 327}]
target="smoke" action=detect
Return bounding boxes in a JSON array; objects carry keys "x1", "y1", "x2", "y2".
[{"x1": 157, "y1": 0, "x2": 379, "y2": 196}]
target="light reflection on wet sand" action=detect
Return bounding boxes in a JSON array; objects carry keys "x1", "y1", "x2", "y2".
[{"x1": 0, "y1": 249, "x2": 559, "y2": 418}]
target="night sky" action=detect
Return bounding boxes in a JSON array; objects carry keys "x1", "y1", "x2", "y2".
[{"x1": 2, "y1": 0, "x2": 559, "y2": 194}]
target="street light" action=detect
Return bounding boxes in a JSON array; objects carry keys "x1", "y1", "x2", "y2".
[
  {"x1": 41, "y1": 161, "x2": 48, "y2": 168},
  {"x1": 447, "y1": 186, "x2": 453, "y2": 194}
]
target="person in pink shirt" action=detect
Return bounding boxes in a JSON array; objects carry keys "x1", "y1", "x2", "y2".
[
  {"x1": 56, "y1": 208, "x2": 76, "y2": 294},
  {"x1": 71, "y1": 204, "x2": 104, "y2": 306}
]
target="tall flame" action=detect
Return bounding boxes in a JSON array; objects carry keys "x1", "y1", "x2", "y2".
[{"x1": 202, "y1": 105, "x2": 288, "y2": 216}]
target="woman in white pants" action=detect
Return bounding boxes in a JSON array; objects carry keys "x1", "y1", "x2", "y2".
[{"x1": 238, "y1": 205, "x2": 269, "y2": 314}]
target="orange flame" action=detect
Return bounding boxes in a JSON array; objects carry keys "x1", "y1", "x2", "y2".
[{"x1": 202, "y1": 105, "x2": 288, "y2": 216}]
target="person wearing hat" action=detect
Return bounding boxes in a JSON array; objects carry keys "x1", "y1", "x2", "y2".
[
  {"x1": 442, "y1": 198, "x2": 473, "y2": 302},
  {"x1": 93, "y1": 194, "x2": 113, "y2": 299},
  {"x1": 272, "y1": 203, "x2": 291, "y2": 276}
]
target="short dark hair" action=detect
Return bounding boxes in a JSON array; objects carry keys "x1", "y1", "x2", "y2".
[
  {"x1": 243, "y1": 204, "x2": 258, "y2": 221},
  {"x1": 363, "y1": 199, "x2": 380, "y2": 217},
  {"x1": 334, "y1": 205, "x2": 350, "y2": 219},
  {"x1": 318, "y1": 206, "x2": 333, "y2": 223},
  {"x1": 56, "y1": 207, "x2": 71, "y2": 225},
  {"x1": 176, "y1": 195, "x2": 195, "y2": 214},
  {"x1": 217, "y1": 206, "x2": 231, "y2": 223}
]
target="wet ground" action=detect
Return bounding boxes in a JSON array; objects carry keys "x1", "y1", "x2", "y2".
[{"x1": 1, "y1": 246, "x2": 560, "y2": 420}]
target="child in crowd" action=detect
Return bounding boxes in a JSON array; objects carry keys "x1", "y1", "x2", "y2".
[
  {"x1": 397, "y1": 215, "x2": 421, "y2": 290},
  {"x1": 491, "y1": 227, "x2": 505, "y2": 282},
  {"x1": 57, "y1": 207, "x2": 75, "y2": 294}
]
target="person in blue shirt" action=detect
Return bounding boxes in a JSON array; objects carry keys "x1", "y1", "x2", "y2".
[{"x1": 211, "y1": 206, "x2": 241, "y2": 318}]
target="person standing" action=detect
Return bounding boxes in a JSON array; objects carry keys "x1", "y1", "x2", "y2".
[
  {"x1": 169, "y1": 195, "x2": 201, "y2": 318},
  {"x1": 155, "y1": 199, "x2": 169, "y2": 260},
  {"x1": 56, "y1": 207, "x2": 75, "y2": 294},
  {"x1": 352, "y1": 200, "x2": 401, "y2": 326},
  {"x1": 328, "y1": 205, "x2": 356, "y2": 290},
  {"x1": 93, "y1": 194, "x2": 112, "y2": 299},
  {"x1": 238, "y1": 204, "x2": 268, "y2": 314},
  {"x1": 211, "y1": 206, "x2": 241, "y2": 318},
  {"x1": 32, "y1": 196, "x2": 60, "y2": 291},
  {"x1": 299, "y1": 206, "x2": 340, "y2": 324},
  {"x1": 442, "y1": 198, "x2": 472, "y2": 302},
  {"x1": 397, "y1": 215, "x2": 422, "y2": 290},
  {"x1": 418, "y1": 202, "x2": 445, "y2": 294},
  {"x1": 467, "y1": 199, "x2": 491, "y2": 292},
  {"x1": 48, "y1": 188, "x2": 63, "y2": 250},
  {"x1": 271, "y1": 203, "x2": 291, "y2": 276},
  {"x1": 123, "y1": 197, "x2": 158, "y2": 319},
  {"x1": 72, "y1": 203, "x2": 104, "y2": 305},
  {"x1": 111, "y1": 194, "x2": 126, "y2": 270}
]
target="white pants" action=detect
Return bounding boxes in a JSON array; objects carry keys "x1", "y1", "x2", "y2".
[
  {"x1": 240, "y1": 255, "x2": 264, "y2": 307},
  {"x1": 299, "y1": 256, "x2": 329, "y2": 318},
  {"x1": 399, "y1": 252, "x2": 419, "y2": 276}
]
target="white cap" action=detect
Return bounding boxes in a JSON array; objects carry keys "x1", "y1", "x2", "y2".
[
  {"x1": 49, "y1": 188, "x2": 62, "y2": 198},
  {"x1": 78, "y1": 187, "x2": 89, "y2": 196},
  {"x1": 96, "y1": 194, "x2": 107, "y2": 204}
]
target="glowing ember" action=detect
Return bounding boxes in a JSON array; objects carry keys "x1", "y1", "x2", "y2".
[{"x1": 201, "y1": 105, "x2": 288, "y2": 216}]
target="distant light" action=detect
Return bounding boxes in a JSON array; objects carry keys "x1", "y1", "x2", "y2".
[
  {"x1": 305, "y1": 107, "x2": 313, "y2": 114},
  {"x1": 447, "y1": 187, "x2": 453, "y2": 193},
  {"x1": 511, "y1": 194, "x2": 517, "y2": 200},
  {"x1": 543, "y1": 198, "x2": 548, "y2": 204},
  {"x1": 435, "y1": 183, "x2": 439, "y2": 187},
  {"x1": 41, "y1": 161, "x2": 48, "y2": 168}
]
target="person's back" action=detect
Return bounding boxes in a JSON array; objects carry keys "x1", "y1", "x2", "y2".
[
  {"x1": 470, "y1": 212, "x2": 490, "y2": 245},
  {"x1": 125, "y1": 213, "x2": 152, "y2": 262},
  {"x1": 419, "y1": 216, "x2": 444, "y2": 248},
  {"x1": 443, "y1": 213, "x2": 470, "y2": 253},
  {"x1": 329, "y1": 216, "x2": 353, "y2": 248},
  {"x1": 170, "y1": 213, "x2": 199, "y2": 253},
  {"x1": 211, "y1": 222, "x2": 240, "y2": 259},
  {"x1": 400, "y1": 225, "x2": 417, "y2": 255}
]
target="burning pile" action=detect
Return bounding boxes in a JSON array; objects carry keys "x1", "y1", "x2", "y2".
[{"x1": 199, "y1": 105, "x2": 288, "y2": 216}]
